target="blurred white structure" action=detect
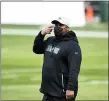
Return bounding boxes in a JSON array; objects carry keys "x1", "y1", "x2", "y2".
[{"x1": 1, "y1": 2, "x2": 86, "y2": 27}]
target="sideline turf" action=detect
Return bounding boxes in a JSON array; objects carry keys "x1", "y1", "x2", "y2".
[{"x1": 1, "y1": 35, "x2": 108, "y2": 100}]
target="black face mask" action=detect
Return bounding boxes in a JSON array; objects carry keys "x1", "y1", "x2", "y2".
[{"x1": 54, "y1": 26, "x2": 63, "y2": 37}]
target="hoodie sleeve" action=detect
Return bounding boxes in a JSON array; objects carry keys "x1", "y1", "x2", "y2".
[
  {"x1": 67, "y1": 42, "x2": 82, "y2": 91},
  {"x1": 33, "y1": 31, "x2": 47, "y2": 54}
]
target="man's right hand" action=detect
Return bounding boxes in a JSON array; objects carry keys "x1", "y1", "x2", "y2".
[{"x1": 41, "y1": 25, "x2": 54, "y2": 35}]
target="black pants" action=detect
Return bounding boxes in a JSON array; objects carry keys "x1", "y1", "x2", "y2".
[{"x1": 42, "y1": 94, "x2": 76, "y2": 101}]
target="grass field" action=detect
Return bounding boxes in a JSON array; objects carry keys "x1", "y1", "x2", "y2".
[{"x1": 1, "y1": 34, "x2": 108, "y2": 100}]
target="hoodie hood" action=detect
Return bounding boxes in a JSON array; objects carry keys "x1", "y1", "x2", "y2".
[{"x1": 55, "y1": 31, "x2": 79, "y2": 43}]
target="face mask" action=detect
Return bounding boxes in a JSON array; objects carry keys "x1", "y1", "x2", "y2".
[{"x1": 54, "y1": 26, "x2": 63, "y2": 37}]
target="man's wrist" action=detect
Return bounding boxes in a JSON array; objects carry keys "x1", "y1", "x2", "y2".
[
  {"x1": 67, "y1": 85, "x2": 74, "y2": 91},
  {"x1": 41, "y1": 30, "x2": 47, "y2": 35}
]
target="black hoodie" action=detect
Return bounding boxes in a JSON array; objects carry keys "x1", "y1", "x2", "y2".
[{"x1": 33, "y1": 31, "x2": 82, "y2": 98}]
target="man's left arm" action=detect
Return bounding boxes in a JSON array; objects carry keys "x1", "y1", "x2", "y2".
[{"x1": 66, "y1": 42, "x2": 82, "y2": 99}]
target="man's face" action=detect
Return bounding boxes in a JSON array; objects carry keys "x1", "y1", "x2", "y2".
[
  {"x1": 55, "y1": 23, "x2": 69, "y2": 33},
  {"x1": 53, "y1": 22, "x2": 69, "y2": 37}
]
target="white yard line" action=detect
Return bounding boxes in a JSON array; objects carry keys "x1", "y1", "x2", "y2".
[
  {"x1": 2, "y1": 69, "x2": 108, "y2": 85},
  {"x1": 2, "y1": 74, "x2": 19, "y2": 79},
  {"x1": 75, "y1": 31, "x2": 108, "y2": 38},
  {"x1": 2, "y1": 80, "x2": 108, "y2": 90},
  {"x1": 2, "y1": 29, "x2": 108, "y2": 38},
  {"x1": 1, "y1": 81, "x2": 108, "y2": 90},
  {"x1": 2, "y1": 85, "x2": 40, "y2": 90},
  {"x1": 2, "y1": 68, "x2": 42, "y2": 74},
  {"x1": 2, "y1": 74, "x2": 108, "y2": 85},
  {"x1": 2, "y1": 74, "x2": 41, "y2": 81},
  {"x1": 79, "y1": 80, "x2": 108, "y2": 85}
]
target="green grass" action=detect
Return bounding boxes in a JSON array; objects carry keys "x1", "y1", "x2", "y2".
[{"x1": 1, "y1": 35, "x2": 108, "y2": 100}]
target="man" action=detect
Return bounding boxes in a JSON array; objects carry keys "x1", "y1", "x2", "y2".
[{"x1": 33, "y1": 17, "x2": 82, "y2": 101}]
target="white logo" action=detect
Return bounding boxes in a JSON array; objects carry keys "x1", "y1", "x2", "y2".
[
  {"x1": 75, "y1": 52, "x2": 79, "y2": 54},
  {"x1": 46, "y1": 45, "x2": 52, "y2": 52},
  {"x1": 53, "y1": 47, "x2": 60, "y2": 54},
  {"x1": 46, "y1": 45, "x2": 60, "y2": 54}
]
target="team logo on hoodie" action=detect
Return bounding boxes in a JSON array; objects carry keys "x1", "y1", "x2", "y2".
[{"x1": 46, "y1": 44, "x2": 60, "y2": 54}]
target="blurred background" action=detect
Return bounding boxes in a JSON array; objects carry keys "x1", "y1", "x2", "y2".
[{"x1": 1, "y1": 1, "x2": 108, "y2": 100}]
